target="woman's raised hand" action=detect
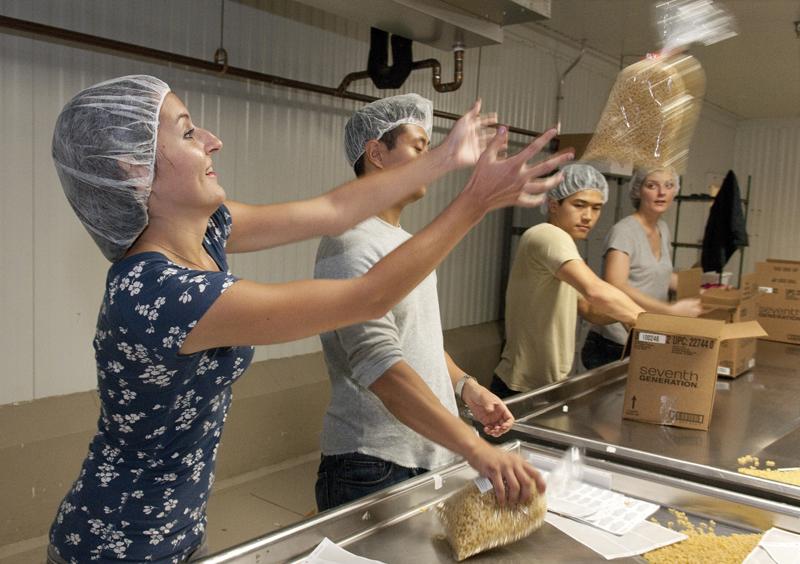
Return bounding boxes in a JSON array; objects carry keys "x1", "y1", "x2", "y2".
[
  {"x1": 461, "y1": 126, "x2": 574, "y2": 214},
  {"x1": 439, "y1": 99, "x2": 499, "y2": 170}
]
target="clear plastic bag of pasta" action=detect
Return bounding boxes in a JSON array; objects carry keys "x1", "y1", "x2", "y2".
[
  {"x1": 582, "y1": 0, "x2": 736, "y2": 173},
  {"x1": 582, "y1": 53, "x2": 705, "y2": 173},
  {"x1": 436, "y1": 475, "x2": 547, "y2": 561}
]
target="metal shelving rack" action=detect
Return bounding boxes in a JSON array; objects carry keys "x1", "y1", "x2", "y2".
[{"x1": 671, "y1": 175, "x2": 751, "y2": 285}]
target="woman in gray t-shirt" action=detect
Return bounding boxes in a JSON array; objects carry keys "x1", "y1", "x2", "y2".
[{"x1": 581, "y1": 167, "x2": 702, "y2": 370}]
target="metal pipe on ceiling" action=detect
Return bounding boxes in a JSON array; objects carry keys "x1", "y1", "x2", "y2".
[
  {"x1": 0, "y1": 14, "x2": 543, "y2": 138},
  {"x1": 414, "y1": 47, "x2": 465, "y2": 93},
  {"x1": 337, "y1": 47, "x2": 465, "y2": 95}
]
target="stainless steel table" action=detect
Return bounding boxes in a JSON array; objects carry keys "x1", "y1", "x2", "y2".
[
  {"x1": 197, "y1": 441, "x2": 800, "y2": 563},
  {"x1": 502, "y1": 340, "x2": 800, "y2": 504}
]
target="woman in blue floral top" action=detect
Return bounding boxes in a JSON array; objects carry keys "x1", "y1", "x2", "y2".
[{"x1": 47, "y1": 75, "x2": 570, "y2": 563}]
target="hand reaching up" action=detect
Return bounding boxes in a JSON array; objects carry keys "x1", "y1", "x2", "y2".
[
  {"x1": 439, "y1": 99, "x2": 499, "y2": 170},
  {"x1": 461, "y1": 127, "x2": 574, "y2": 215}
]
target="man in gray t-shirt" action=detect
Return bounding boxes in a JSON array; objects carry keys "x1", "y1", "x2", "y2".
[{"x1": 314, "y1": 94, "x2": 536, "y2": 511}]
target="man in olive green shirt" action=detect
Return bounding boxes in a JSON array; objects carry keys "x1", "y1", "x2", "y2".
[{"x1": 493, "y1": 164, "x2": 644, "y2": 396}]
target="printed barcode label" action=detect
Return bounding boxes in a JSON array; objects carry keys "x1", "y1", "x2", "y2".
[
  {"x1": 717, "y1": 366, "x2": 731, "y2": 376},
  {"x1": 474, "y1": 476, "x2": 493, "y2": 494},
  {"x1": 670, "y1": 410, "x2": 704, "y2": 424},
  {"x1": 639, "y1": 332, "x2": 667, "y2": 344},
  {"x1": 759, "y1": 286, "x2": 776, "y2": 294}
]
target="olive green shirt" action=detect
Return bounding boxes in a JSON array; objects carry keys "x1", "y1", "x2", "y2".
[{"x1": 496, "y1": 223, "x2": 583, "y2": 392}]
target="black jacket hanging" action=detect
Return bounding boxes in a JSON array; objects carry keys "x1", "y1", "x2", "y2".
[{"x1": 700, "y1": 170, "x2": 748, "y2": 273}]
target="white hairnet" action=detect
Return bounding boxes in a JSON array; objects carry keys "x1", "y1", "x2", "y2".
[
  {"x1": 541, "y1": 163, "x2": 609, "y2": 215},
  {"x1": 344, "y1": 93, "x2": 433, "y2": 168},
  {"x1": 628, "y1": 166, "x2": 680, "y2": 207},
  {"x1": 52, "y1": 75, "x2": 171, "y2": 262}
]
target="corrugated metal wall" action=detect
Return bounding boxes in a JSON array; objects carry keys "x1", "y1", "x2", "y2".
[
  {"x1": 734, "y1": 118, "x2": 800, "y2": 273},
  {"x1": 0, "y1": 0, "x2": 741, "y2": 403}
]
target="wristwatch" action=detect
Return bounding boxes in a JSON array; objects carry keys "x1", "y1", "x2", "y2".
[{"x1": 455, "y1": 374, "x2": 476, "y2": 402}]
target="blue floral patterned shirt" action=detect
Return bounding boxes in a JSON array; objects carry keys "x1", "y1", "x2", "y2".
[{"x1": 50, "y1": 206, "x2": 254, "y2": 563}]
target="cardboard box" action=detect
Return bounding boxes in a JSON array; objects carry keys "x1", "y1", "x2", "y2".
[
  {"x1": 757, "y1": 259, "x2": 800, "y2": 287},
  {"x1": 589, "y1": 159, "x2": 634, "y2": 177},
  {"x1": 756, "y1": 339, "x2": 800, "y2": 371},
  {"x1": 756, "y1": 259, "x2": 800, "y2": 344},
  {"x1": 700, "y1": 273, "x2": 759, "y2": 378},
  {"x1": 701, "y1": 271, "x2": 733, "y2": 287},
  {"x1": 556, "y1": 133, "x2": 593, "y2": 159},
  {"x1": 675, "y1": 267, "x2": 702, "y2": 300},
  {"x1": 622, "y1": 313, "x2": 766, "y2": 430}
]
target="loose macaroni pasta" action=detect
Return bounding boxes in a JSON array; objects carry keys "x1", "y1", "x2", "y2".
[
  {"x1": 737, "y1": 454, "x2": 800, "y2": 486},
  {"x1": 644, "y1": 508, "x2": 761, "y2": 564}
]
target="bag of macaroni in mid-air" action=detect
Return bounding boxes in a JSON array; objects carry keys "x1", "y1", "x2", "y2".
[{"x1": 582, "y1": 0, "x2": 736, "y2": 173}]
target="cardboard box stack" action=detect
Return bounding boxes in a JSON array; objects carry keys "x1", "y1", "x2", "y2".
[
  {"x1": 700, "y1": 273, "x2": 759, "y2": 378},
  {"x1": 756, "y1": 259, "x2": 800, "y2": 344},
  {"x1": 754, "y1": 339, "x2": 800, "y2": 371},
  {"x1": 622, "y1": 313, "x2": 765, "y2": 431},
  {"x1": 675, "y1": 267, "x2": 702, "y2": 300}
]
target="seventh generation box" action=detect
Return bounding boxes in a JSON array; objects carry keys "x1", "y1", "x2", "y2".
[
  {"x1": 622, "y1": 313, "x2": 765, "y2": 431},
  {"x1": 756, "y1": 259, "x2": 800, "y2": 344}
]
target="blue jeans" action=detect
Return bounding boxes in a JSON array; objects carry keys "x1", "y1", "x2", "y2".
[
  {"x1": 581, "y1": 330, "x2": 626, "y2": 370},
  {"x1": 315, "y1": 452, "x2": 428, "y2": 512},
  {"x1": 489, "y1": 374, "x2": 519, "y2": 399}
]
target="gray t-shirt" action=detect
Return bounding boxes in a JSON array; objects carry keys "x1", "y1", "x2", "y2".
[
  {"x1": 596, "y1": 215, "x2": 673, "y2": 344},
  {"x1": 314, "y1": 217, "x2": 458, "y2": 470}
]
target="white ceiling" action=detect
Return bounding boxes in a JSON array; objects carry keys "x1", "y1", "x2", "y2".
[{"x1": 526, "y1": 0, "x2": 800, "y2": 119}]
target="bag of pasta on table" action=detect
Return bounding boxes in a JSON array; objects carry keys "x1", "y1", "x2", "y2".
[
  {"x1": 582, "y1": 0, "x2": 736, "y2": 173},
  {"x1": 436, "y1": 476, "x2": 547, "y2": 561}
]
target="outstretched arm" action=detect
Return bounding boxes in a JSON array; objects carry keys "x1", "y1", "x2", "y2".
[
  {"x1": 577, "y1": 297, "x2": 617, "y2": 325},
  {"x1": 444, "y1": 352, "x2": 514, "y2": 437},
  {"x1": 181, "y1": 127, "x2": 573, "y2": 353},
  {"x1": 556, "y1": 259, "x2": 644, "y2": 326},
  {"x1": 605, "y1": 250, "x2": 701, "y2": 316},
  {"x1": 370, "y1": 360, "x2": 544, "y2": 506},
  {"x1": 225, "y1": 101, "x2": 493, "y2": 253}
]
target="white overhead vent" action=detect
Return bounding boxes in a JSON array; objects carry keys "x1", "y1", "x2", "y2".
[
  {"x1": 285, "y1": 0, "x2": 551, "y2": 49},
  {"x1": 441, "y1": 0, "x2": 551, "y2": 26}
]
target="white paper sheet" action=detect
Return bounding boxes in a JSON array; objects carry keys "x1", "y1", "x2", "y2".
[
  {"x1": 577, "y1": 494, "x2": 661, "y2": 536},
  {"x1": 294, "y1": 538, "x2": 387, "y2": 564},
  {"x1": 743, "y1": 527, "x2": 800, "y2": 564},
  {"x1": 542, "y1": 471, "x2": 660, "y2": 535},
  {"x1": 545, "y1": 513, "x2": 687, "y2": 560},
  {"x1": 742, "y1": 545, "x2": 777, "y2": 564},
  {"x1": 548, "y1": 480, "x2": 622, "y2": 519}
]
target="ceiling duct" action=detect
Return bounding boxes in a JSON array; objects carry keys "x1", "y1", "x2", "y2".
[{"x1": 267, "y1": 0, "x2": 551, "y2": 50}]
